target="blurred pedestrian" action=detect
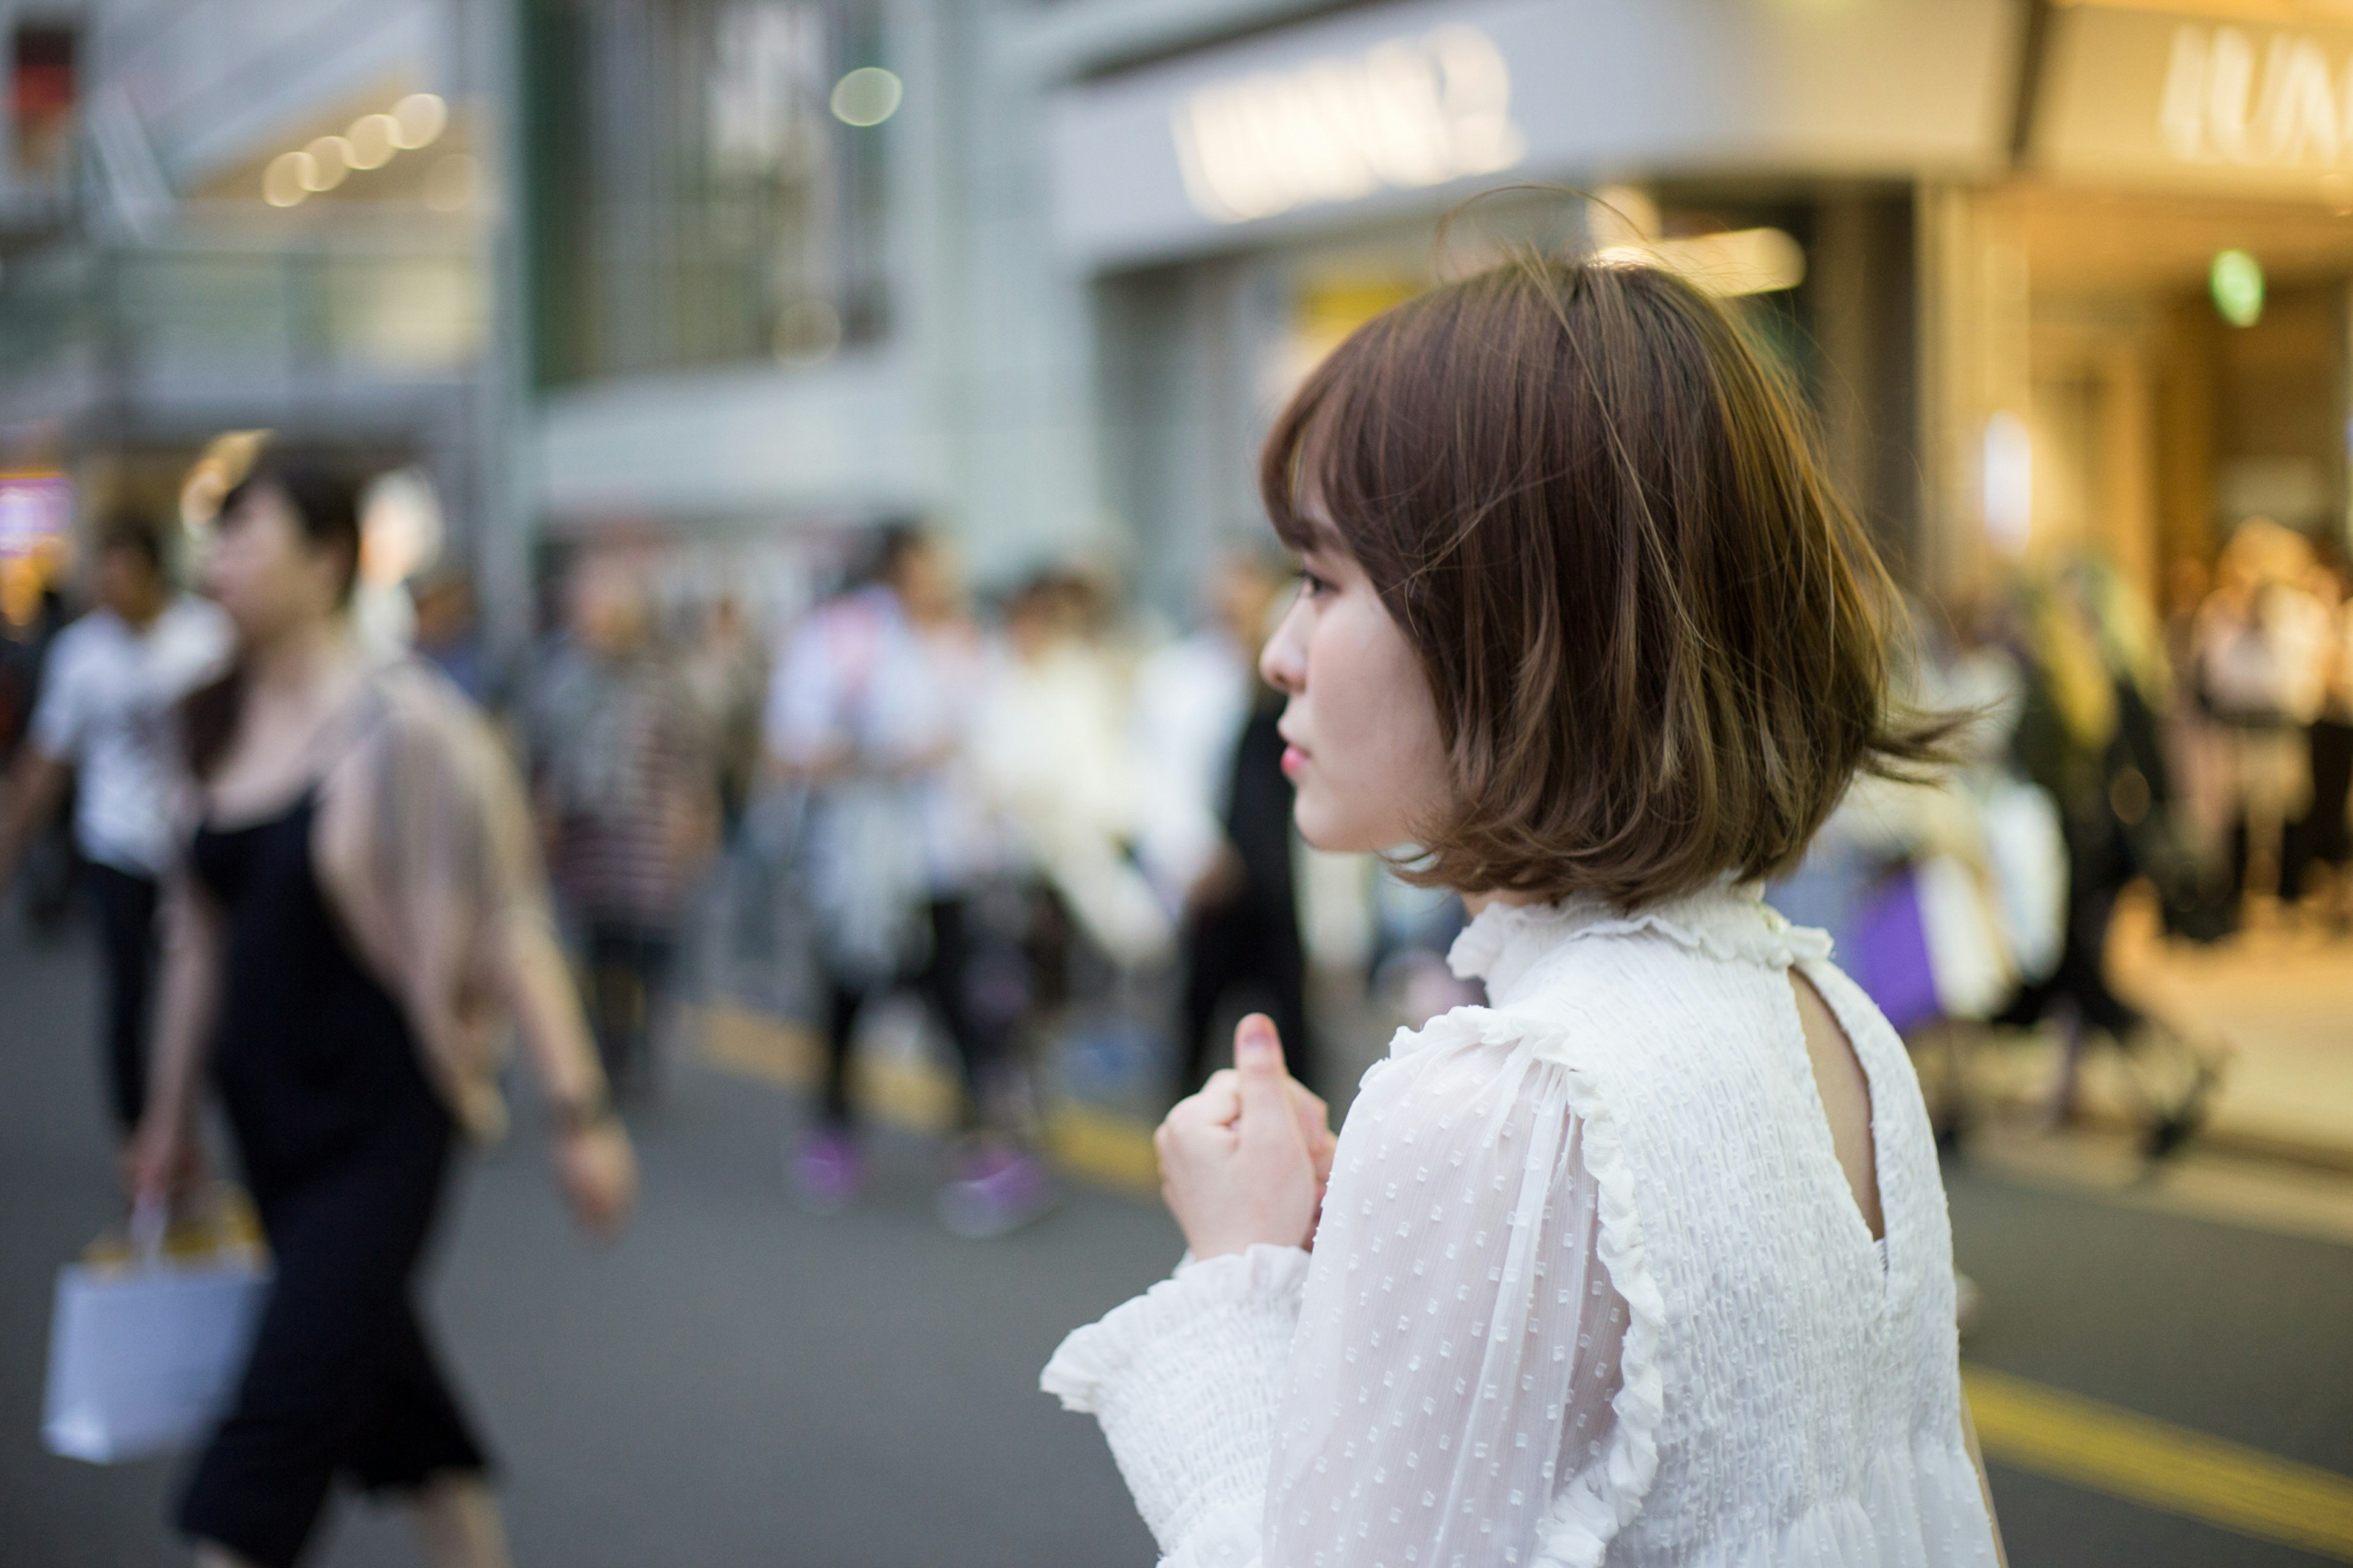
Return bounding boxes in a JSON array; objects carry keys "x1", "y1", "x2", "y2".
[
  {"x1": 0, "y1": 577, "x2": 76, "y2": 931},
  {"x1": 128, "y1": 452, "x2": 635, "y2": 1568},
  {"x1": 0, "y1": 518, "x2": 230, "y2": 1136},
  {"x1": 973, "y1": 569, "x2": 1169, "y2": 972},
  {"x1": 1134, "y1": 552, "x2": 1309, "y2": 1096},
  {"x1": 2281, "y1": 555, "x2": 2352, "y2": 923},
  {"x1": 2197, "y1": 518, "x2": 2330, "y2": 908},
  {"x1": 411, "y1": 570, "x2": 503, "y2": 714},
  {"x1": 681, "y1": 594, "x2": 768, "y2": 838},
  {"x1": 530, "y1": 557, "x2": 718, "y2": 1098},
  {"x1": 770, "y1": 527, "x2": 1052, "y2": 1231},
  {"x1": 1132, "y1": 553, "x2": 1276, "y2": 911},
  {"x1": 1996, "y1": 558, "x2": 2219, "y2": 1148}
]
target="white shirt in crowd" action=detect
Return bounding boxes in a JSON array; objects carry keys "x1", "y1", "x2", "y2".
[
  {"x1": 2197, "y1": 585, "x2": 2333, "y2": 725},
  {"x1": 30, "y1": 596, "x2": 232, "y2": 879},
  {"x1": 1044, "y1": 885, "x2": 1998, "y2": 1568},
  {"x1": 766, "y1": 583, "x2": 1001, "y2": 893},
  {"x1": 971, "y1": 632, "x2": 1171, "y2": 967},
  {"x1": 1129, "y1": 628, "x2": 1254, "y2": 909}
]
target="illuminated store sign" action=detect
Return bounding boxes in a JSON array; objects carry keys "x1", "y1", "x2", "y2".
[
  {"x1": 1051, "y1": 0, "x2": 2016, "y2": 267},
  {"x1": 1170, "y1": 26, "x2": 1524, "y2": 225},
  {"x1": 2161, "y1": 24, "x2": 2352, "y2": 169},
  {"x1": 2037, "y1": 7, "x2": 2353, "y2": 198}
]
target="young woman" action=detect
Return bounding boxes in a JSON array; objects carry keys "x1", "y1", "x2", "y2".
[
  {"x1": 129, "y1": 455, "x2": 637, "y2": 1568},
  {"x1": 1042, "y1": 254, "x2": 2009, "y2": 1567}
]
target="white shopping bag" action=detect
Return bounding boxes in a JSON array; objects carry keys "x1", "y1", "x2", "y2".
[
  {"x1": 42, "y1": 1194, "x2": 271, "y2": 1464},
  {"x1": 1911, "y1": 853, "x2": 2016, "y2": 1024}
]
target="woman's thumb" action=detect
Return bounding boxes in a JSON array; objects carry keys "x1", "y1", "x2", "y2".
[
  {"x1": 1235, "y1": 1013, "x2": 1287, "y2": 1072},
  {"x1": 1233, "y1": 1017, "x2": 1306, "y2": 1156}
]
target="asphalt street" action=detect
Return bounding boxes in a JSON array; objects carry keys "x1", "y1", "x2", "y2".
[
  {"x1": 0, "y1": 924, "x2": 1171, "y2": 1567},
  {"x1": 4, "y1": 920, "x2": 2349, "y2": 1567}
]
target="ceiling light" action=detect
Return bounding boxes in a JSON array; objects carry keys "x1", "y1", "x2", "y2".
[
  {"x1": 830, "y1": 67, "x2": 901, "y2": 127},
  {"x1": 346, "y1": 113, "x2": 398, "y2": 169},
  {"x1": 2211, "y1": 249, "x2": 2264, "y2": 327},
  {"x1": 392, "y1": 93, "x2": 447, "y2": 150},
  {"x1": 302, "y1": 136, "x2": 351, "y2": 191},
  {"x1": 262, "y1": 151, "x2": 313, "y2": 206}
]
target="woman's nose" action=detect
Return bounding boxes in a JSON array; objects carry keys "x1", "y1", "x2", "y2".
[{"x1": 1259, "y1": 598, "x2": 1307, "y2": 694}]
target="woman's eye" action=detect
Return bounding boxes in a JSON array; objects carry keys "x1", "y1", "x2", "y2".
[{"x1": 1299, "y1": 570, "x2": 1335, "y2": 599}]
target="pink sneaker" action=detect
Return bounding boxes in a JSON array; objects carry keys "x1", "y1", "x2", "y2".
[
  {"x1": 791, "y1": 1131, "x2": 862, "y2": 1213},
  {"x1": 936, "y1": 1148, "x2": 1057, "y2": 1239}
]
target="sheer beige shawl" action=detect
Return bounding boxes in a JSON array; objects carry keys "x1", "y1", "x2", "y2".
[{"x1": 309, "y1": 661, "x2": 561, "y2": 1140}]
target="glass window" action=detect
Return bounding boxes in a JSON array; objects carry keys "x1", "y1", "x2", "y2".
[{"x1": 528, "y1": 0, "x2": 887, "y2": 385}]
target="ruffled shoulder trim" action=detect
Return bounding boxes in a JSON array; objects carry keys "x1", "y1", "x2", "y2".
[
  {"x1": 1039, "y1": 1243, "x2": 1311, "y2": 1414},
  {"x1": 1529, "y1": 1019, "x2": 1669, "y2": 1568},
  {"x1": 1389, "y1": 1006, "x2": 1669, "y2": 1568}
]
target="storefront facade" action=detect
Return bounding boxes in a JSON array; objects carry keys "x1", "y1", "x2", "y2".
[{"x1": 1040, "y1": 0, "x2": 2024, "y2": 609}]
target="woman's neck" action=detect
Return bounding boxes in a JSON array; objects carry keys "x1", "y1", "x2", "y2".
[
  {"x1": 246, "y1": 614, "x2": 357, "y2": 700},
  {"x1": 1458, "y1": 889, "x2": 1545, "y2": 918}
]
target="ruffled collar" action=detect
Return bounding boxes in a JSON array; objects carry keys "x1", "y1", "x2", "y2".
[{"x1": 1447, "y1": 878, "x2": 1832, "y2": 1005}]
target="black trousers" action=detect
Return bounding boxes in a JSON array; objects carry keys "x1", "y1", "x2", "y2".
[
  {"x1": 178, "y1": 1086, "x2": 483, "y2": 1568},
  {"x1": 1179, "y1": 895, "x2": 1311, "y2": 1098},
  {"x1": 819, "y1": 897, "x2": 1005, "y2": 1132},
  {"x1": 82, "y1": 862, "x2": 158, "y2": 1134},
  {"x1": 2282, "y1": 719, "x2": 2353, "y2": 901},
  {"x1": 1992, "y1": 878, "x2": 2141, "y2": 1042},
  {"x1": 585, "y1": 920, "x2": 677, "y2": 1094}
]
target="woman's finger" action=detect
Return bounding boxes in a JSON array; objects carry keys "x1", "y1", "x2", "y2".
[
  {"x1": 1171, "y1": 1074, "x2": 1243, "y2": 1131},
  {"x1": 1286, "y1": 1081, "x2": 1332, "y2": 1152}
]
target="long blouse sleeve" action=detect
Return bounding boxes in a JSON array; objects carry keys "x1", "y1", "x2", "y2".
[{"x1": 1044, "y1": 1010, "x2": 1645, "y2": 1568}]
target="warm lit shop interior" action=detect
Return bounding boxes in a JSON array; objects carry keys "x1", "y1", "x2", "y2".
[
  {"x1": 1968, "y1": 180, "x2": 2353, "y2": 613},
  {"x1": 1921, "y1": 0, "x2": 2353, "y2": 613}
]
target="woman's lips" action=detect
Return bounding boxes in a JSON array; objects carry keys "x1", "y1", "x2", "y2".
[{"x1": 1280, "y1": 744, "x2": 1308, "y2": 779}]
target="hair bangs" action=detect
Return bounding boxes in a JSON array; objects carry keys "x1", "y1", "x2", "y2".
[{"x1": 1257, "y1": 325, "x2": 1397, "y2": 566}]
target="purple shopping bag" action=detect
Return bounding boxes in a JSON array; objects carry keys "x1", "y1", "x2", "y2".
[{"x1": 1840, "y1": 868, "x2": 1941, "y2": 1036}]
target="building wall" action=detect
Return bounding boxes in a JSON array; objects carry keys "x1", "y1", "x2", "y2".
[{"x1": 525, "y1": 0, "x2": 2026, "y2": 618}]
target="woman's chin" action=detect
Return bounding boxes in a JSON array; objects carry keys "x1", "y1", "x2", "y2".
[{"x1": 1291, "y1": 800, "x2": 1381, "y2": 857}]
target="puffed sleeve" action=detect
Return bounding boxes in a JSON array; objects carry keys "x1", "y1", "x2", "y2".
[
  {"x1": 1044, "y1": 1007, "x2": 1660, "y2": 1568},
  {"x1": 1042, "y1": 1243, "x2": 1312, "y2": 1560}
]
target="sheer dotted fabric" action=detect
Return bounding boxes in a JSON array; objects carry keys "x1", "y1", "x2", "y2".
[
  {"x1": 1266, "y1": 1037, "x2": 1624, "y2": 1568},
  {"x1": 1045, "y1": 883, "x2": 2001, "y2": 1568}
]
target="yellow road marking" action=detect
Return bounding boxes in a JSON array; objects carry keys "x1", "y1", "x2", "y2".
[
  {"x1": 1965, "y1": 1365, "x2": 2353, "y2": 1561},
  {"x1": 1042, "y1": 1101, "x2": 1161, "y2": 1194},
  {"x1": 691, "y1": 1003, "x2": 1162, "y2": 1192}
]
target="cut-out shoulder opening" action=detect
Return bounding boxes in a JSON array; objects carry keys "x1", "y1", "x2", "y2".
[{"x1": 1790, "y1": 969, "x2": 1885, "y2": 1244}]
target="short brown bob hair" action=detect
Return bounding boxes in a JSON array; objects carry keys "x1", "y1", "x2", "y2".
[{"x1": 1262, "y1": 249, "x2": 1949, "y2": 910}]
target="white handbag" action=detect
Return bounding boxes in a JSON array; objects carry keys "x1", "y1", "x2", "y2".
[{"x1": 42, "y1": 1192, "x2": 271, "y2": 1464}]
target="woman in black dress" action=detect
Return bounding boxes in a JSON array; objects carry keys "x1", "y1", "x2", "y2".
[{"x1": 131, "y1": 453, "x2": 636, "y2": 1568}]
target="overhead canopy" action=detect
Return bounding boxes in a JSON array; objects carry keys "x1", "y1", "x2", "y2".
[{"x1": 1045, "y1": 0, "x2": 2023, "y2": 270}]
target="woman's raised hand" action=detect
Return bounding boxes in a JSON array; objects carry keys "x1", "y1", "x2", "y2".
[{"x1": 1156, "y1": 1014, "x2": 1335, "y2": 1260}]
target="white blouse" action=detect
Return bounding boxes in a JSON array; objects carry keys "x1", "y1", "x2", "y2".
[{"x1": 1044, "y1": 885, "x2": 1999, "y2": 1568}]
